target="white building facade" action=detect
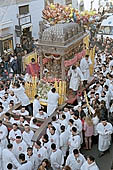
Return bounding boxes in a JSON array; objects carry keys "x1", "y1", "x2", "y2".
[{"x1": 0, "y1": 0, "x2": 44, "y2": 55}]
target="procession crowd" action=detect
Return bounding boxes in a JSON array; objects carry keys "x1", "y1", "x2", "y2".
[{"x1": 0, "y1": 35, "x2": 113, "y2": 170}]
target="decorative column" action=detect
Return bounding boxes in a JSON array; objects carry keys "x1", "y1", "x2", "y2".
[
  {"x1": 39, "y1": 49, "x2": 43, "y2": 80},
  {"x1": 61, "y1": 55, "x2": 65, "y2": 81}
]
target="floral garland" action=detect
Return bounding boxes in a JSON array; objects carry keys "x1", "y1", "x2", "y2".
[{"x1": 44, "y1": 53, "x2": 61, "y2": 60}]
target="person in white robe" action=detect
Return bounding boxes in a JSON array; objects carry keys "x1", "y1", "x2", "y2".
[
  {"x1": 92, "y1": 114, "x2": 99, "y2": 144},
  {"x1": 33, "y1": 140, "x2": 48, "y2": 165},
  {"x1": 24, "y1": 147, "x2": 39, "y2": 170},
  {"x1": 35, "y1": 109, "x2": 47, "y2": 119},
  {"x1": 0, "y1": 106, "x2": 5, "y2": 117},
  {"x1": 4, "y1": 112, "x2": 15, "y2": 124},
  {"x1": 63, "y1": 107, "x2": 71, "y2": 122},
  {"x1": 59, "y1": 114, "x2": 68, "y2": 129},
  {"x1": 46, "y1": 122, "x2": 52, "y2": 139},
  {"x1": 97, "y1": 118, "x2": 113, "y2": 156},
  {"x1": 30, "y1": 117, "x2": 39, "y2": 129},
  {"x1": 10, "y1": 83, "x2": 30, "y2": 107},
  {"x1": 22, "y1": 124, "x2": 34, "y2": 147},
  {"x1": 51, "y1": 116, "x2": 60, "y2": 135},
  {"x1": 49, "y1": 126, "x2": 60, "y2": 149},
  {"x1": 17, "y1": 116, "x2": 29, "y2": 126},
  {"x1": 2, "y1": 143, "x2": 20, "y2": 170},
  {"x1": 60, "y1": 125, "x2": 69, "y2": 157},
  {"x1": 66, "y1": 149, "x2": 86, "y2": 170},
  {"x1": 9, "y1": 90, "x2": 19, "y2": 105},
  {"x1": 47, "y1": 88, "x2": 59, "y2": 117},
  {"x1": 12, "y1": 136, "x2": 27, "y2": 161},
  {"x1": 50, "y1": 143, "x2": 64, "y2": 170},
  {"x1": 9, "y1": 123, "x2": 22, "y2": 144},
  {"x1": 67, "y1": 119, "x2": 74, "y2": 137},
  {"x1": 0, "y1": 120, "x2": 8, "y2": 149},
  {"x1": 80, "y1": 155, "x2": 99, "y2": 170},
  {"x1": 68, "y1": 126, "x2": 81, "y2": 154},
  {"x1": 33, "y1": 95, "x2": 41, "y2": 117},
  {"x1": 18, "y1": 153, "x2": 33, "y2": 170},
  {"x1": 13, "y1": 107, "x2": 29, "y2": 116},
  {"x1": 80, "y1": 55, "x2": 92, "y2": 82},
  {"x1": 73, "y1": 111, "x2": 83, "y2": 144},
  {"x1": 68, "y1": 65, "x2": 84, "y2": 92},
  {"x1": 41, "y1": 134, "x2": 51, "y2": 159},
  {"x1": 0, "y1": 146, "x2": 2, "y2": 169}
]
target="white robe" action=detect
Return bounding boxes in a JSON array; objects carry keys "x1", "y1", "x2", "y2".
[
  {"x1": 2, "y1": 148, "x2": 20, "y2": 170},
  {"x1": 11, "y1": 85, "x2": 30, "y2": 106},
  {"x1": 68, "y1": 134, "x2": 81, "y2": 154},
  {"x1": 30, "y1": 117, "x2": 39, "y2": 129},
  {"x1": 80, "y1": 57, "x2": 92, "y2": 81},
  {"x1": 74, "y1": 118, "x2": 83, "y2": 144},
  {"x1": 33, "y1": 146, "x2": 48, "y2": 165},
  {"x1": 33, "y1": 99, "x2": 41, "y2": 117},
  {"x1": 43, "y1": 141, "x2": 51, "y2": 159},
  {"x1": 47, "y1": 90, "x2": 59, "y2": 116},
  {"x1": 80, "y1": 161, "x2": 99, "y2": 170},
  {"x1": 63, "y1": 111, "x2": 71, "y2": 122},
  {"x1": 0, "y1": 147, "x2": 2, "y2": 170},
  {"x1": 68, "y1": 66, "x2": 84, "y2": 91},
  {"x1": 17, "y1": 120, "x2": 29, "y2": 126},
  {"x1": 50, "y1": 133, "x2": 60, "y2": 149},
  {"x1": 60, "y1": 130, "x2": 69, "y2": 156},
  {"x1": 13, "y1": 110, "x2": 29, "y2": 116},
  {"x1": 52, "y1": 121, "x2": 60, "y2": 135},
  {"x1": 12, "y1": 140, "x2": 27, "y2": 160},
  {"x1": 9, "y1": 129, "x2": 22, "y2": 144},
  {"x1": 92, "y1": 116, "x2": 99, "y2": 136},
  {"x1": 17, "y1": 161, "x2": 33, "y2": 170},
  {"x1": 35, "y1": 112, "x2": 47, "y2": 119},
  {"x1": 24, "y1": 152, "x2": 39, "y2": 170},
  {"x1": 66, "y1": 153, "x2": 86, "y2": 170},
  {"x1": 97, "y1": 122, "x2": 113, "y2": 152},
  {"x1": 22, "y1": 130, "x2": 34, "y2": 146},
  {"x1": 59, "y1": 119, "x2": 68, "y2": 129},
  {"x1": 0, "y1": 124, "x2": 8, "y2": 149},
  {"x1": 50, "y1": 149, "x2": 64, "y2": 170}
]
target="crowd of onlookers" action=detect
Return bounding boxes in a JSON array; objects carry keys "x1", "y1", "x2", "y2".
[{"x1": 0, "y1": 38, "x2": 36, "y2": 80}]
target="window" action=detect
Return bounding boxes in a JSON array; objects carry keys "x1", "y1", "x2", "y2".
[{"x1": 19, "y1": 5, "x2": 29, "y2": 15}]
